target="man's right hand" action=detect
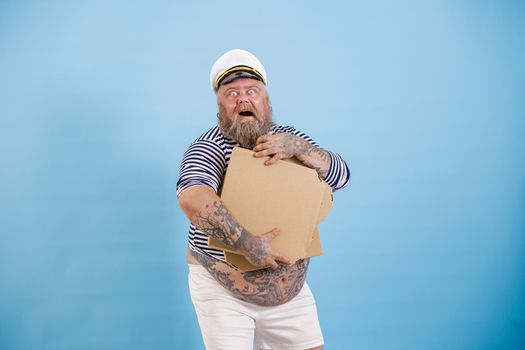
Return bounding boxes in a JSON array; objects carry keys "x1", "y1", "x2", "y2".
[{"x1": 240, "y1": 228, "x2": 291, "y2": 269}]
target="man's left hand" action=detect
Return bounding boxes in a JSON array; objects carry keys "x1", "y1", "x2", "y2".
[{"x1": 253, "y1": 133, "x2": 309, "y2": 165}]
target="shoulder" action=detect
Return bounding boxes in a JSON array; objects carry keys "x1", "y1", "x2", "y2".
[
  {"x1": 183, "y1": 126, "x2": 238, "y2": 162},
  {"x1": 194, "y1": 126, "x2": 224, "y2": 142},
  {"x1": 187, "y1": 126, "x2": 232, "y2": 151}
]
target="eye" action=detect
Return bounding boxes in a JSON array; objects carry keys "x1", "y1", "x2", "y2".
[
  {"x1": 228, "y1": 90, "x2": 238, "y2": 97},
  {"x1": 247, "y1": 88, "x2": 257, "y2": 96}
]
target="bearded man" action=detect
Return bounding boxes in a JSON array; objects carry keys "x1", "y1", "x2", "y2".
[{"x1": 177, "y1": 49, "x2": 350, "y2": 350}]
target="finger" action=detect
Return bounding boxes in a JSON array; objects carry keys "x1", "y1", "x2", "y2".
[
  {"x1": 253, "y1": 141, "x2": 271, "y2": 152},
  {"x1": 275, "y1": 255, "x2": 291, "y2": 265},
  {"x1": 256, "y1": 134, "x2": 271, "y2": 145},
  {"x1": 262, "y1": 228, "x2": 280, "y2": 242},
  {"x1": 254, "y1": 147, "x2": 277, "y2": 158},
  {"x1": 264, "y1": 153, "x2": 280, "y2": 165},
  {"x1": 268, "y1": 259, "x2": 279, "y2": 269}
]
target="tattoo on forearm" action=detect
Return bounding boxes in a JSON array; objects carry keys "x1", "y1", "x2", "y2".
[
  {"x1": 308, "y1": 146, "x2": 331, "y2": 163},
  {"x1": 191, "y1": 250, "x2": 309, "y2": 306},
  {"x1": 301, "y1": 147, "x2": 330, "y2": 177},
  {"x1": 194, "y1": 201, "x2": 245, "y2": 249},
  {"x1": 283, "y1": 135, "x2": 330, "y2": 177},
  {"x1": 193, "y1": 201, "x2": 268, "y2": 265}
]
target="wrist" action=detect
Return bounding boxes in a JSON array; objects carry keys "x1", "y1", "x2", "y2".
[
  {"x1": 292, "y1": 136, "x2": 312, "y2": 159},
  {"x1": 233, "y1": 228, "x2": 254, "y2": 253}
]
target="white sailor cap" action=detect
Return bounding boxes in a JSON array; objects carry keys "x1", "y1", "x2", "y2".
[{"x1": 209, "y1": 49, "x2": 267, "y2": 94}]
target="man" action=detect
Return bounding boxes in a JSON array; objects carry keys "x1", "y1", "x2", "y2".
[{"x1": 177, "y1": 49, "x2": 350, "y2": 350}]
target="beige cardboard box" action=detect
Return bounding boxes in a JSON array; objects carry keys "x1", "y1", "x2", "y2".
[{"x1": 209, "y1": 147, "x2": 332, "y2": 271}]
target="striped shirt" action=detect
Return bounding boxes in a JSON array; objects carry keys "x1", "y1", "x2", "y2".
[{"x1": 176, "y1": 124, "x2": 350, "y2": 261}]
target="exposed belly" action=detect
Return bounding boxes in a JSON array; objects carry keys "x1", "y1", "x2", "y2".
[{"x1": 189, "y1": 249, "x2": 309, "y2": 306}]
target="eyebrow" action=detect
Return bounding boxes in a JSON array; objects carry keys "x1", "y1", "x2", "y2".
[{"x1": 224, "y1": 85, "x2": 260, "y2": 93}]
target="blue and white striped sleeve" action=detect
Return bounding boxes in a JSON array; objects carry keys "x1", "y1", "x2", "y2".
[
  {"x1": 176, "y1": 140, "x2": 226, "y2": 197},
  {"x1": 323, "y1": 150, "x2": 350, "y2": 191},
  {"x1": 281, "y1": 126, "x2": 350, "y2": 192}
]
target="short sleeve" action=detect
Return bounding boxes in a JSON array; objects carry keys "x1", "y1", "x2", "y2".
[{"x1": 176, "y1": 140, "x2": 227, "y2": 197}]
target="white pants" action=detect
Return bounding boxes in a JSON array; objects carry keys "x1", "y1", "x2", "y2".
[{"x1": 188, "y1": 264, "x2": 324, "y2": 350}]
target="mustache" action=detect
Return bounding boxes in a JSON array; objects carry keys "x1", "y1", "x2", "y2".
[{"x1": 236, "y1": 103, "x2": 253, "y2": 112}]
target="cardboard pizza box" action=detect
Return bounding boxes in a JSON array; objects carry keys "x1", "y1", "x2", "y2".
[{"x1": 209, "y1": 147, "x2": 332, "y2": 271}]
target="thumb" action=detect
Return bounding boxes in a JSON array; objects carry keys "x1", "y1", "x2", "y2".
[{"x1": 262, "y1": 228, "x2": 280, "y2": 242}]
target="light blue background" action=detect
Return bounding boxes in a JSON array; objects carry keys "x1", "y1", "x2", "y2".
[{"x1": 1, "y1": 1, "x2": 524, "y2": 349}]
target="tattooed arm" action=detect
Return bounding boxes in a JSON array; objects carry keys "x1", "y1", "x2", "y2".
[
  {"x1": 178, "y1": 186, "x2": 291, "y2": 268},
  {"x1": 253, "y1": 133, "x2": 331, "y2": 178}
]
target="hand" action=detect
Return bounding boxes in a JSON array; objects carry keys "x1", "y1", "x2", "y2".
[
  {"x1": 253, "y1": 133, "x2": 310, "y2": 165},
  {"x1": 241, "y1": 228, "x2": 291, "y2": 269},
  {"x1": 254, "y1": 132, "x2": 331, "y2": 178}
]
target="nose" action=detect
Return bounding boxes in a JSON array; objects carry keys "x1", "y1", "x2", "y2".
[{"x1": 237, "y1": 94, "x2": 250, "y2": 105}]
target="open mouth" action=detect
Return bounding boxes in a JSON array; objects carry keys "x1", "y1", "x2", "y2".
[{"x1": 238, "y1": 111, "x2": 255, "y2": 117}]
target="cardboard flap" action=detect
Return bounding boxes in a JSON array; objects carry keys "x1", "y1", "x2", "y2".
[
  {"x1": 318, "y1": 181, "x2": 333, "y2": 223},
  {"x1": 306, "y1": 227, "x2": 323, "y2": 257}
]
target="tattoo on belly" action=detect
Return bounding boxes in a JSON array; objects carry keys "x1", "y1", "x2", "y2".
[{"x1": 191, "y1": 250, "x2": 309, "y2": 306}]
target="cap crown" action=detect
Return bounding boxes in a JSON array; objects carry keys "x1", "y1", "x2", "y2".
[{"x1": 210, "y1": 49, "x2": 267, "y2": 93}]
